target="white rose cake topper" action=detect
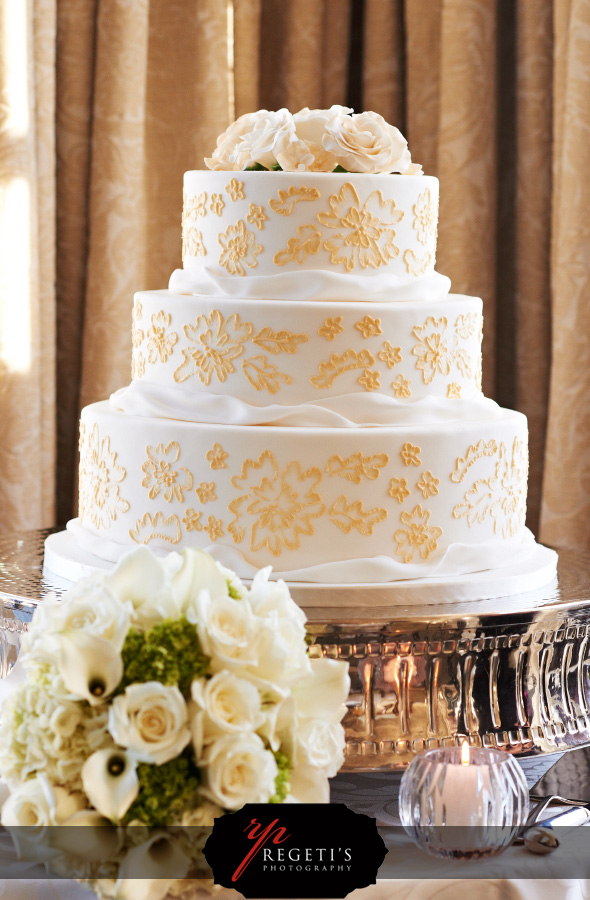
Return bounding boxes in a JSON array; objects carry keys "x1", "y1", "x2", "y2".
[
  {"x1": 0, "y1": 545, "x2": 350, "y2": 900},
  {"x1": 205, "y1": 106, "x2": 420, "y2": 174}
]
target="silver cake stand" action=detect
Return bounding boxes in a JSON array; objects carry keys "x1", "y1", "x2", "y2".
[{"x1": 1, "y1": 529, "x2": 589, "y2": 786}]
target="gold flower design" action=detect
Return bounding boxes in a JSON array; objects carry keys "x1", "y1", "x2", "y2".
[
  {"x1": 79, "y1": 423, "x2": 130, "y2": 530},
  {"x1": 210, "y1": 193, "x2": 225, "y2": 216},
  {"x1": 146, "y1": 311, "x2": 178, "y2": 364},
  {"x1": 394, "y1": 505, "x2": 443, "y2": 563},
  {"x1": 388, "y1": 477, "x2": 410, "y2": 504},
  {"x1": 318, "y1": 182, "x2": 405, "y2": 271},
  {"x1": 132, "y1": 352, "x2": 146, "y2": 380},
  {"x1": 318, "y1": 316, "x2": 344, "y2": 341},
  {"x1": 196, "y1": 481, "x2": 217, "y2": 504},
  {"x1": 417, "y1": 471, "x2": 440, "y2": 499},
  {"x1": 404, "y1": 249, "x2": 432, "y2": 277},
  {"x1": 183, "y1": 509, "x2": 203, "y2": 532},
  {"x1": 206, "y1": 442, "x2": 228, "y2": 470},
  {"x1": 184, "y1": 191, "x2": 207, "y2": 219},
  {"x1": 378, "y1": 341, "x2": 402, "y2": 368},
  {"x1": 413, "y1": 188, "x2": 437, "y2": 245},
  {"x1": 447, "y1": 383, "x2": 461, "y2": 399},
  {"x1": 129, "y1": 512, "x2": 181, "y2": 546},
  {"x1": 229, "y1": 450, "x2": 325, "y2": 557},
  {"x1": 225, "y1": 178, "x2": 245, "y2": 201},
  {"x1": 218, "y1": 220, "x2": 263, "y2": 276},
  {"x1": 354, "y1": 315, "x2": 382, "y2": 338},
  {"x1": 392, "y1": 374, "x2": 411, "y2": 398},
  {"x1": 173, "y1": 310, "x2": 252, "y2": 385},
  {"x1": 246, "y1": 203, "x2": 268, "y2": 230},
  {"x1": 401, "y1": 442, "x2": 421, "y2": 467},
  {"x1": 132, "y1": 302, "x2": 144, "y2": 350},
  {"x1": 182, "y1": 226, "x2": 206, "y2": 260},
  {"x1": 204, "y1": 516, "x2": 224, "y2": 541},
  {"x1": 358, "y1": 369, "x2": 381, "y2": 391},
  {"x1": 412, "y1": 316, "x2": 452, "y2": 384},
  {"x1": 141, "y1": 442, "x2": 194, "y2": 503}
]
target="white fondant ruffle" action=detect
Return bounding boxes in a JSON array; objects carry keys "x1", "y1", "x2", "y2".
[
  {"x1": 111, "y1": 383, "x2": 502, "y2": 427},
  {"x1": 66, "y1": 518, "x2": 541, "y2": 586},
  {"x1": 168, "y1": 266, "x2": 451, "y2": 303}
]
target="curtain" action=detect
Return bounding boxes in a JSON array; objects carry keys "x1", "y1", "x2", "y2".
[{"x1": 0, "y1": 0, "x2": 589, "y2": 551}]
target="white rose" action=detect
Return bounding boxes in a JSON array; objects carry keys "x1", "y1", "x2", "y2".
[
  {"x1": 108, "y1": 682, "x2": 191, "y2": 765},
  {"x1": 181, "y1": 800, "x2": 223, "y2": 827},
  {"x1": 288, "y1": 764, "x2": 330, "y2": 804},
  {"x1": 323, "y1": 110, "x2": 412, "y2": 173},
  {"x1": 1, "y1": 774, "x2": 85, "y2": 861},
  {"x1": 292, "y1": 105, "x2": 353, "y2": 144},
  {"x1": 234, "y1": 108, "x2": 296, "y2": 168},
  {"x1": 292, "y1": 657, "x2": 350, "y2": 722},
  {"x1": 191, "y1": 591, "x2": 261, "y2": 673},
  {"x1": 200, "y1": 733, "x2": 278, "y2": 810},
  {"x1": 38, "y1": 577, "x2": 130, "y2": 652},
  {"x1": 247, "y1": 573, "x2": 311, "y2": 685},
  {"x1": 191, "y1": 671, "x2": 263, "y2": 742},
  {"x1": 105, "y1": 546, "x2": 180, "y2": 629},
  {"x1": 294, "y1": 718, "x2": 345, "y2": 777},
  {"x1": 205, "y1": 110, "x2": 268, "y2": 171}
]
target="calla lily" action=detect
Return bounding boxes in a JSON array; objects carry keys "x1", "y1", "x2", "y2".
[
  {"x1": 57, "y1": 633, "x2": 123, "y2": 705},
  {"x1": 105, "y1": 546, "x2": 180, "y2": 626},
  {"x1": 173, "y1": 548, "x2": 230, "y2": 611},
  {"x1": 81, "y1": 749, "x2": 139, "y2": 822},
  {"x1": 48, "y1": 810, "x2": 123, "y2": 861},
  {"x1": 115, "y1": 833, "x2": 191, "y2": 900},
  {"x1": 291, "y1": 658, "x2": 350, "y2": 722}
]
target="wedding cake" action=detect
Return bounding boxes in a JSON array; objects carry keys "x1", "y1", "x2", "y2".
[{"x1": 47, "y1": 107, "x2": 557, "y2": 601}]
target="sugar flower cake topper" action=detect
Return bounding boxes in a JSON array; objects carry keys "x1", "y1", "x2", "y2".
[{"x1": 205, "y1": 106, "x2": 422, "y2": 175}]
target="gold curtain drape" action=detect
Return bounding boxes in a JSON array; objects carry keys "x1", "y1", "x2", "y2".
[{"x1": 0, "y1": 0, "x2": 589, "y2": 553}]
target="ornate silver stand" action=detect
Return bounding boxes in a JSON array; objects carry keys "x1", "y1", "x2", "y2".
[{"x1": 1, "y1": 530, "x2": 589, "y2": 783}]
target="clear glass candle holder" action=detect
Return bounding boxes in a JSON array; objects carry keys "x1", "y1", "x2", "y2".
[{"x1": 399, "y1": 745, "x2": 529, "y2": 859}]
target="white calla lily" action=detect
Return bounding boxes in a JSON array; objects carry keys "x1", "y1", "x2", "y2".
[
  {"x1": 81, "y1": 749, "x2": 139, "y2": 822},
  {"x1": 105, "y1": 546, "x2": 180, "y2": 628},
  {"x1": 115, "y1": 833, "x2": 191, "y2": 900},
  {"x1": 173, "y1": 548, "x2": 230, "y2": 611},
  {"x1": 57, "y1": 633, "x2": 123, "y2": 705}
]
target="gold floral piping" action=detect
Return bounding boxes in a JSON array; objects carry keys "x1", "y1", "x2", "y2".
[
  {"x1": 274, "y1": 224, "x2": 321, "y2": 266},
  {"x1": 388, "y1": 477, "x2": 410, "y2": 504},
  {"x1": 141, "y1": 442, "x2": 194, "y2": 503},
  {"x1": 183, "y1": 508, "x2": 203, "y2": 532},
  {"x1": 246, "y1": 204, "x2": 268, "y2": 230},
  {"x1": 310, "y1": 348, "x2": 375, "y2": 389},
  {"x1": 392, "y1": 374, "x2": 411, "y2": 398},
  {"x1": 400, "y1": 443, "x2": 421, "y2": 467},
  {"x1": 229, "y1": 450, "x2": 325, "y2": 557},
  {"x1": 452, "y1": 437, "x2": 527, "y2": 538},
  {"x1": 242, "y1": 355, "x2": 293, "y2": 394},
  {"x1": 325, "y1": 452, "x2": 388, "y2": 483},
  {"x1": 146, "y1": 311, "x2": 178, "y2": 365},
  {"x1": 358, "y1": 369, "x2": 380, "y2": 391},
  {"x1": 354, "y1": 315, "x2": 382, "y2": 338},
  {"x1": 451, "y1": 440, "x2": 498, "y2": 483},
  {"x1": 173, "y1": 310, "x2": 252, "y2": 385},
  {"x1": 417, "y1": 471, "x2": 439, "y2": 499},
  {"x1": 378, "y1": 341, "x2": 402, "y2": 368},
  {"x1": 79, "y1": 423, "x2": 129, "y2": 530},
  {"x1": 329, "y1": 496, "x2": 387, "y2": 535},
  {"x1": 225, "y1": 179, "x2": 245, "y2": 201},
  {"x1": 403, "y1": 249, "x2": 431, "y2": 277},
  {"x1": 269, "y1": 185, "x2": 321, "y2": 216},
  {"x1": 447, "y1": 383, "x2": 461, "y2": 399},
  {"x1": 412, "y1": 316, "x2": 472, "y2": 385},
  {"x1": 318, "y1": 316, "x2": 344, "y2": 341},
  {"x1": 130, "y1": 512, "x2": 181, "y2": 546},
  {"x1": 218, "y1": 220, "x2": 263, "y2": 275},
  {"x1": 196, "y1": 481, "x2": 217, "y2": 503},
  {"x1": 210, "y1": 193, "x2": 225, "y2": 216},
  {"x1": 318, "y1": 183, "x2": 404, "y2": 271},
  {"x1": 206, "y1": 443, "x2": 228, "y2": 469},
  {"x1": 204, "y1": 516, "x2": 224, "y2": 541},
  {"x1": 394, "y1": 505, "x2": 443, "y2": 563},
  {"x1": 252, "y1": 327, "x2": 308, "y2": 354},
  {"x1": 412, "y1": 188, "x2": 437, "y2": 246}
]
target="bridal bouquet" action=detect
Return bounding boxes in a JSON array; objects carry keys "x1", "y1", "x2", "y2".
[{"x1": 0, "y1": 546, "x2": 349, "y2": 899}]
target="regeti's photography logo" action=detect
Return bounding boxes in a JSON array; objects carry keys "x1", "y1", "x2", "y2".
[{"x1": 204, "y1": 803, "x2": 386, "y2": 899}]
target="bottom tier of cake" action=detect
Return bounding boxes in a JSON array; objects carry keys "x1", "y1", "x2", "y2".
[{"x1": 69, "y1": 399, "x2": 541, "y2": 585}]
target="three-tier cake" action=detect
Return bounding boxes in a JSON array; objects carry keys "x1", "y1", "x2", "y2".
[{"x1": 46, "y1": 108, "x2": 557, "y2": 602}]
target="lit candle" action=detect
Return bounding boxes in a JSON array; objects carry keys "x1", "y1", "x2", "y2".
[{"x1": 399, "y1": 743, "x2": 529, "y2": 858}]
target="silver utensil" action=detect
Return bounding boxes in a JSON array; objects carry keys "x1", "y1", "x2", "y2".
[{"x1": 522, "y1": 804, "x2": 590, "y2": 855}]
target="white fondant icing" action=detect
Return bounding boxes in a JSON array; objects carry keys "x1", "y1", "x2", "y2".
[{"x1": 112, "y1": 383, "x2": 502, "y2": 427}]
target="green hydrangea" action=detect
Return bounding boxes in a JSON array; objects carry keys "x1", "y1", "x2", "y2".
[
  {"x1": 123, "y1": 752, "x2": 200, "y2": 826},
  {"x1": 269, "y1": 750, "x2": 291, "y2": 804},
  {"x1": 227, "y1": 579, "x2": 241, "y2": 600},
  {"x1": 120, "y1": 617, "x2": 209, "y2": 697}
]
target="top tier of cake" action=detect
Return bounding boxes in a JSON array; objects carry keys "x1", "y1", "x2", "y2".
[{"x1": 170, "y1": 171, "x2": 449, "y2": 302}]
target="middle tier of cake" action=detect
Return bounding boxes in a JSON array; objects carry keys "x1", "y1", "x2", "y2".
[
  {"x1": 119, "y1": 289, "x2": 484, "y2": 427},
  {"x1": 70, "y1": 400, "x2": 532, "y2": 583}
]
